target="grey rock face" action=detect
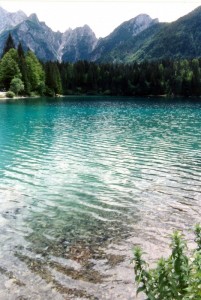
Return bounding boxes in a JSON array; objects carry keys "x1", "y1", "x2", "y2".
[
  {"x1": 1, "y1": 14, "x2": 62, "y2": 61},
  {"x1": 60, "y1": 25, "x2": 97, "y2": 62},
  {"x1": 0, "y1": 7, "x2": 97, "y2": 62},
  {"x1": 0, "y1": 7, "x2": 159, "y2": 63},
  {"x1": 0, "y1": 7, "x2": 27, "y2": 33},
  {"x1": 126, "y1": 14, "x2": 159, "y2": 36}
]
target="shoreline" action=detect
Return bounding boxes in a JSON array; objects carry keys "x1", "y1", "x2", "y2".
[
  {"x1": 0, "y1": 94, "x2": 40, "y2": 101},
  {"x1": 0, "y1": 94, "x2": 201, "y2": 101}
]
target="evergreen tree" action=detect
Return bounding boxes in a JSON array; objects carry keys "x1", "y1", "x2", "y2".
[
  {"x1": 45, "y1": 62, "x2": 62, "y2": 96},
  {"x1": 17, "y1": 42, "x2": 25, "y2": 58},
  {"x1": 17, "y1": 43, "x2": 30, "y2": 95},
  {"x1": 191, "y1": 59, "x2": 201, "y2": 96},
  {"x1": 25, "y1": 51, "x2": 45, "y2": 93},
  {"x1": 2, "y1": 33, "x2": 15, "y2": 58}
]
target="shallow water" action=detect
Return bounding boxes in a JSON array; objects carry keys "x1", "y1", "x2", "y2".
[{"x1": 0, "y1": 97, "x2": 201, "y2": 299}]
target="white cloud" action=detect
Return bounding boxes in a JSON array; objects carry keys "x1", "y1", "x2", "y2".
[{"x1": 0, "y1": 1, "x2": 200, "y2": 37}]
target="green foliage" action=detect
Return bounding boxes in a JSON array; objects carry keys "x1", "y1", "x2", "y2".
[
  {"x1": 129, "y1": 7, "x2": 201, "y2": 63},
  {"x1": 10, "y1": 77, "x2": 24, "y2": 95},
  {"x1": 94, "y1": 23, "x2": 164, "y2": 64},
  {"x1": 133, "y1": 225, "x2": 201, "y2": 300},
  {"x1": 56, "y1": 58, "x2": 201, "y2": 97},
  {"x1": 26, "y1": 51, "x2": 45, "y2": 93},
  {"x1": 0, "y1": 49, "x2": 21, "y2": 89},
  {"x1": 0, "y1": 34, "x2": 45, "y2": 96},
  {"x1": 17, "y1": 42, "x2": 25, "y2": 58},
  {"x1": 16, "y1": 44, "x2": 30, "y2": 95},
  {"x1": 6, "y1": 91, "x2": 15, "y2": 98},
  {"x1": 2, "y1": 34, "x2": 201, "y2": 98},
  {"x1": 45, "y1": 61, "x2": 62, "y2": 95},
  {"x1": 195, "y1": 224, "x2": 201, "y2": 251}
]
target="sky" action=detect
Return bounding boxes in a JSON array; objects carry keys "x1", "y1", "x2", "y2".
[{"x1": 0, "y1": 0, "x2": 200, "y2": 38}]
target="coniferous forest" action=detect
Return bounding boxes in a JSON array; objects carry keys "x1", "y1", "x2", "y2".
[{"x1": 1, "y1": 34, "x2": 201, "y2": 98}]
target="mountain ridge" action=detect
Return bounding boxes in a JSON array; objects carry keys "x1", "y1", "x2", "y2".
[
  {"x1": 89, "y1": 14, "x2": 159, "y2": 62},
  {"x1": 127, "y1": 5, "x2": 201, "y2": 62},
  {"x1": 0, "y1": 6, "x2": 200, "y2": 63}
]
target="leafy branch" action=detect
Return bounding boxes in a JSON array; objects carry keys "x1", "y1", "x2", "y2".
[{"x1": 133, "y1": 225, "x2": 201, "y2": 300}]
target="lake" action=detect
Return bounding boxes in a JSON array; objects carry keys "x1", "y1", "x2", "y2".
[{"x1": 0, "y1": 96, "x2": 201, "y2": 299}]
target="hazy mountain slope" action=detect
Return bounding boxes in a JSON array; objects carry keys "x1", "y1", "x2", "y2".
[
  {"x1": 97, "y1": 23, "x2": 165, "y2": 63},
  {"x1": 89, "y1": 14, "x2": 159, "y2": 62},
  {"x1": 128, "y1": 6, "x2": 201, "y2": 62}
]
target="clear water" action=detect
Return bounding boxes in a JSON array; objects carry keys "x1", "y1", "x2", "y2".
[{"x1": 0, "y1": 97, "x2": 201, "y2": 299}]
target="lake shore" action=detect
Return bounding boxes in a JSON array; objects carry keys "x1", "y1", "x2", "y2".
[
  {"x1": 0, "y1": 92, "x2": 201, "y2": 101},
  {"x1": 0, "y1": 91, "x2": 41, "y2": 100}
]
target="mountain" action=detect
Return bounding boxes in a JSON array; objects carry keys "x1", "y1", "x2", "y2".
[
  {"x1": 91, "y1": 6, "x2": 201, "y2": 63},
  {"x1": 126, "y1": 6, "x2": 201, "y2": 62},
  {"x1": 0, "y1": 7, "x2": 97, "y2": 62},
  {"x1": 0, "y1": 10, "x2": 61, "y2": 61},
  {"x1": 0, "y1": 6, "x2": 201, "y2": 63},
  {"x1": 0, "y1": 7, "x2": 27, "y2": 33},
  {"x1": 59, "y1": 25, "x2": 97, "y2": 62},
  {"x1": 89, "y1": 14, "x2": 159, "y2": 62},
  {"x1": 2, "y1": 13, "x2": 63, "y2": 61}
]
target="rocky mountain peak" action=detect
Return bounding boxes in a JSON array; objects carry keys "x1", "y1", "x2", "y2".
[
  {"x1": 72, "y1": 24, "x2": 96, "y2": 38},
  {"x1": 58, "y1": 24, "x2": 97, "y2": 62},
  {"x1": 123, "y1": 14, "x2": 159, "y2": 36},
  {"x1": 82, "y1": 24, "x2": 95, "y2": 32},
  {"x1": 133, "y1": 14, "x2": 158, "y2": 24},
  {"x1": 0, "y1": 7, "x2": 7, "y2": 15},
  {"x1": 0, "y1": 6, "x2": 27, "y2": 33},
  {"x1": 28, "y1": 13, "x2": 40, "y2": 24},
  {"x1": 15, "y1": 10, "x2": 27, "y2": 19}
]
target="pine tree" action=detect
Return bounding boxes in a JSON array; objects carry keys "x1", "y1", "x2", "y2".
[
  {"x1": 45, "y1": 62, "x2": 62, "y2": 96},
  {"x1": 17, "y1": 42, "x2": 25, "y2": 58},
  {"x1": 25, "y1": 50, "x2": 45, "y2": 94},
  {"x1": 2, "y1": 33, "x2": 15, "y2": 58},
  {"x1": 17, "y1": 43, "x2": 30, "y2": 95}
]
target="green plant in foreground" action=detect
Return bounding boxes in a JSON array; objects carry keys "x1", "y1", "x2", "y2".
[{"x1": 133, "y1": 225, "x2": 201, "y2": 300}]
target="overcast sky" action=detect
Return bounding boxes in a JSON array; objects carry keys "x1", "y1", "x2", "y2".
[{"x1": 0, "y1": 0, "x2": 200, "y2": 38}]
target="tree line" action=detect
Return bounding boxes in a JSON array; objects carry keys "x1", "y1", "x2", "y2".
[
  {"x1": 1, "y1": 33, "x2": 201, "y2": 97},
  {"x1": 57, "y1": 59, "x2": 201, "y2": 97}
]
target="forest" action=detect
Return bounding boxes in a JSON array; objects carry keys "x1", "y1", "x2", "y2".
[{"x1": 1, "y1": 34, "x2": 201, "y2": 98}]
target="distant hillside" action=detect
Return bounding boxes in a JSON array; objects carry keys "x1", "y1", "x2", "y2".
[
  {"x1": 126, "y1": 6, "x2": 201, "y2": 62},
  {"x1": 94, "y1": 22, "x2": 166, "y2": 63},
  {"x1": 89, "y1": 14, "x2": 159, "y2": 62}
]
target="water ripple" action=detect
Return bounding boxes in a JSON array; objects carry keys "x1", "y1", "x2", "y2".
[{"x1": 0, "y1": 98, "x2": 201, "y2": 299}]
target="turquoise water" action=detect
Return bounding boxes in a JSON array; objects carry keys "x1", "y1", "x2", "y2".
[{"x1": 0, "y1": 97, "x2": 201, "y2": 299}]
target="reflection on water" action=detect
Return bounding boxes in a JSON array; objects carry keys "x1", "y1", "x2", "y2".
[{"x1": 0, "y1": 97, "x2": 201, "y2": 299}]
